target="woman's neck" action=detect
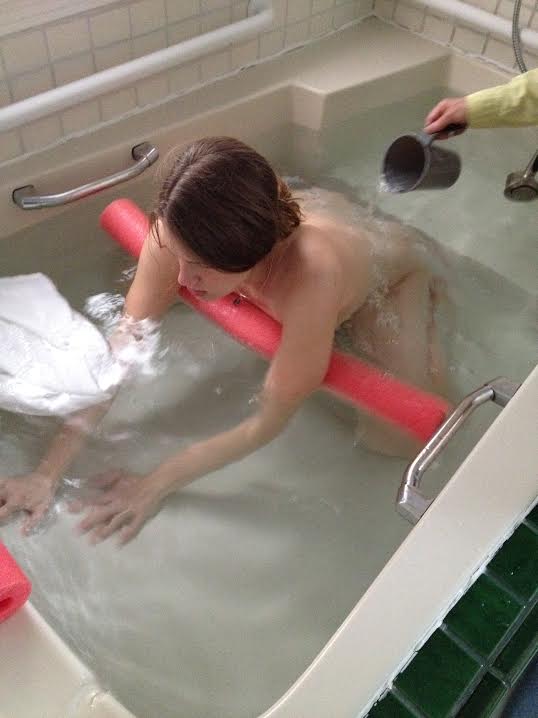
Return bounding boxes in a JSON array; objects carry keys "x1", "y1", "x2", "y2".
[{"x1": 240, "y1": 237, "x2": 286, "y2": 294}]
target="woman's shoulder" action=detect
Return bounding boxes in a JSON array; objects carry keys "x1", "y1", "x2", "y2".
[
  {"x1": 281, "y1": 222, "x2": 345, "y2": 300},
  {"x1": 294, "y1": 219, "x2": 340, "y2": 263}
]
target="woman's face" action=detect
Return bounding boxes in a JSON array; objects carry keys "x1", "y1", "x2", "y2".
[{"x1": 157, "y1": 219, "x2": 251, "y2": 301}]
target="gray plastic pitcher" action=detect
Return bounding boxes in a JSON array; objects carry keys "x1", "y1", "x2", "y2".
[{"x1": 381, "y1": 124, "x2": 464, "y2": 193}]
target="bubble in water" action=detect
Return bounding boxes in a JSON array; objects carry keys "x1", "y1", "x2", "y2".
[
  {"x1": 376, "y1": 309, "x2": 400, "y2": 332},
  {"x1": 85, "y1": 292, "x2": 124, "y2": 319},
  {"x1": 377, "y1": 176, "x2": 392, "y2": 193},
  {"x1": 119, "y1": 265, "x2": 137, "y2": 283},
  {"x1": 84, "y1": 292, "x2": 169, "y2": 384},
  {"x1": 113, "y1": 319, "x2": 168, "y2": 382},
  {"x1": 282, "y1": 175, "x2": 307, "y2": 189}
]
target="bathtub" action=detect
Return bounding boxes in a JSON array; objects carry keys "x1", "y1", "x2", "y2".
[{"x1": 0, "y1": 18, "x2": 536, "y2": 718}]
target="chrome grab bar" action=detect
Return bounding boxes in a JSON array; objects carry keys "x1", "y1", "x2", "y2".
[
  {"x1": 12, "y1": 142, "x2": 159, "y2": 209},
  {"x1": 397, "y1": 377, "x2": 520, "y2": 524}
]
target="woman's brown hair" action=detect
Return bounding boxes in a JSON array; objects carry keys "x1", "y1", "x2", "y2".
[{"x1": 150, "y1": 136, "x2": 302, "y2": 272}]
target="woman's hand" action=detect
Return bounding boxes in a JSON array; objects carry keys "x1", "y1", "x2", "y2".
[
  {"x1": 70, "y1": 469, "x2": 166, "y2": 545},
  {"x1": 424, "y1": 97, "x2": 468, "y2": 138},
  {"x1": 0, "y1": 473, "x2": 56, "y2": 534}
]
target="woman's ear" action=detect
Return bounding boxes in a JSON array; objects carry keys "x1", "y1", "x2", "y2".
[
  {"x1": 151, "y1": 217, "x2": 167, "y2": 249},
  {"x1": 155, "y1": 217, "x2": 164, "y2": 235}
]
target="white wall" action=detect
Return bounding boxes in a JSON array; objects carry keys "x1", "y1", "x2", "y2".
[
  {"x1": 0, "y1": 0, "x2": 535, "y2": 165},
  {"x1": 377, "y1": 0, "x2": 537, "y2": 70},
  {"x1": 0, "y1": 1, "x2": 373, "y2": 163}
]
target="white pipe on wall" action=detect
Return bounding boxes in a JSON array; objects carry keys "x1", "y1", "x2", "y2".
[
  {"x1": 0, "y1": 1, "x2": 273, "y2": 133},
  {"x1": 410, "y1": 0, "x2": 538, "y2": 53}
]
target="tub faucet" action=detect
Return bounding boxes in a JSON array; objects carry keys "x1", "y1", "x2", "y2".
[{"x1": 504, "y1": 149, "x2": 538, "y2": 201}]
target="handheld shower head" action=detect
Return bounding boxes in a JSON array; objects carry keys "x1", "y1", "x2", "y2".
[{"x1": 504, "y1": 149, "x2": 538, "y2": 201}]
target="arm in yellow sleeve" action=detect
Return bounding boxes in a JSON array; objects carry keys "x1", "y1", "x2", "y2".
[{"x1": 467, "y1": 69, "x2": 538, "y2": 128}]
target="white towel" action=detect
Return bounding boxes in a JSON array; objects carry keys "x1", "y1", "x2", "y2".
[{"x1": 0, "y1": 273, "x2": 122, "y2": 416}]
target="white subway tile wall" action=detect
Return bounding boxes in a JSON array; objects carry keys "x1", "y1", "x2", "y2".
[
  {"x1": 0, "y1": 80, "x2": 11, "y2": 108},
  {"x1": 407, "y1": 0, "x2": 538, "y2": 70},
  {"x1": 0, "y1": 128, "x2": 22, "y2": 161},
  {"x1": 130, "y1": 0, "x2": 166, "y2": 35},
  {"x1": 11, "y1": 67, "x2": 54, "y2": 103},
  {"x1": 393, "y1": 2, "x2": 425, "y2": 32},
  {"x1": 61, "y1": 99, "x2": 101, "y2": 134},
  {"x1": 53, "y1": 52, "x2": 95, "y2": 86},
  {"x1": 46, "y1": 19, "x2": 92, "y2": 60},
  {"x1": 0, "y1": 0, "x2": 536, "y2": 163}
]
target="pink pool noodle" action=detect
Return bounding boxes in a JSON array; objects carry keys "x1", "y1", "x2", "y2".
[
  {"x1": 0, "y1": 543, "x2": 31, "y2": 623},
  {"x1": 100, "y1": 199, "x2": 450, "y2": 441}
]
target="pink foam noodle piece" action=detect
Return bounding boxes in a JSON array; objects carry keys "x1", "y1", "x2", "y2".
[
  {"x1": 100, "y1": 199, "x2": 450, "y2": 441},
  {"x1": 0, "y1": 543, "x2": 31, "y2": 623}
]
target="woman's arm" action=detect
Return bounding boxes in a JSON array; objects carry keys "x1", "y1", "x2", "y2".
[
  {"x1": 466, "y1": 69, "x2": 538, "y2": 128},
  {"x1": 425, "y1": 69, "x2": 538, "y2": 135},
  {"x1": 0, "y1": 229, "x2": 179, "y2": 532},
  {"x1": 76, "y1": 269, "x2": 342, "y2": 544},
  {"x1": 0, "y1": 400, "x2": 114, "y2": 534},
  {"x1": 151, "y1": 286, "x2": 338, "y2": 488},
  {"x1": 123, "y1": 223, "x2": 180, "y2": 320}
]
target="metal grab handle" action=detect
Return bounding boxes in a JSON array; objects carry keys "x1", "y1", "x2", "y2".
[
  {"x1": 12, "y1": 142, "x2": 159, "y2": 209},
  {"x1": 397, "y1": 377, "x2": 520, "y2": 524},
  {"x1": 524, "y1": 149, "x2": 538, "y2": 178}
]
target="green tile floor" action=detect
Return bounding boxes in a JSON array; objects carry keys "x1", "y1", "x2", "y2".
[{"x1": 367, "y1": 502, "x2": 538, "y2": 718}]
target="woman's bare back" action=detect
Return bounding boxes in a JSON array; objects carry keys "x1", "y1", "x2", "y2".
[{"x1": 239, "y1": 186, "x2": 431, "y2": 328}]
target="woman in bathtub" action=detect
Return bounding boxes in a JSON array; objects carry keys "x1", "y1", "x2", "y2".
[{"x1": 0, "y1": 136, "x2": 448, "y2": 543}]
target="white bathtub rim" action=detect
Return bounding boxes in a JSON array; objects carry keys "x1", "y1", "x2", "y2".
[{"x1": 260, "y1": 364, "x2": 538, "y2": 718}]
